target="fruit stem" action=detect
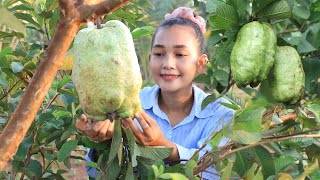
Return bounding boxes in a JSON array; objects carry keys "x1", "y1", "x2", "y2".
[{"x1": 96, "y1": 17, "x2": 102, "y2": 29}]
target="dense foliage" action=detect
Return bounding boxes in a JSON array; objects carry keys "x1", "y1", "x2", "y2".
[{"x1": 0, "y1": 0, "x2": 320, "y2": 179}]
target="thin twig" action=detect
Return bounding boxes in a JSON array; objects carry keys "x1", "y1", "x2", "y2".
[
  {"x1": 44, "y1": 93, "x2": 60, "y2": 112},
  {"x1": 0, "y1": 80, "x2": 20, "y2": 102},
  {"x1": 221, "y1": 80, "x2": 235, "y2": 96},
  {"x1": 262, "y1": 106, "x2": 281, "y2": 121},
  {"x1": 270, "y1": 113, "x2": 297, "y2": 127},
  {"x1": 277, "y1": 29, "x2": 300, "y2": 35},
  {"x1": 44, "y1": 20, "x2": 51, "y2": 42}
]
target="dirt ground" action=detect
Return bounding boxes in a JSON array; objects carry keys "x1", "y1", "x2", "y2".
[
  {"x1": 52, "y1": 151, "x2": 89, "y2": 180},
  {"x1": 64, "y1": 156, "x2": 89, "y2": 180}
]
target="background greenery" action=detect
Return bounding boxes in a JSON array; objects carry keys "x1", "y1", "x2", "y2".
[{"x1": 0, "y1": 0, "x2": 320, "y2": 179}]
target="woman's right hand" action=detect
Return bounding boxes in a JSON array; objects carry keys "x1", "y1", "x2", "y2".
[{"x1": 76, "y1": 114, "x2": 115, "y2": 142}]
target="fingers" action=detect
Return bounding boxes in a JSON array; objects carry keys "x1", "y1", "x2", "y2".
[
  {"x1": 97, "y1": 120, "x2": 114, "y2": 141},
  {"x1": 75, "y1": 114, "x2": 115, "y2": 142},
  {"x1": 125, "y1": 117, "x2": 142, "y2": 137},
  {"x1": 135, "y1": 113, "x2": 151, "y2": 134},
  {"x1": 76, "y1": 114, "x2": 88, "y2": 132}
]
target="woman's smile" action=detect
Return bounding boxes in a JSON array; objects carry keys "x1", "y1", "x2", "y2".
[{"x1": 161, "y1": 74, "x2": 181, "y2": 81}]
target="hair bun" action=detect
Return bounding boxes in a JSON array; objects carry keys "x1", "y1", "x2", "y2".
[{"x1": 164, "y1": 7, "x2": 206, "y2": 34}]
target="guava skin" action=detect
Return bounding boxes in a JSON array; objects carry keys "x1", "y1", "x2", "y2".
[
  {"x1": 259, "y1": 23, "x2": 277, "y2": 81},
  {"x1": 72, "y1": 20, "x2": 142, "y2": 121},
  {"x1": 230, "y1": 21, "x2": 277, "y2": 87},
  {"x1": 269, "y1": 46, "x2": 305, "y2": 104}
]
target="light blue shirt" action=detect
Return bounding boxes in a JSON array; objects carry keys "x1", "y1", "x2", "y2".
[{"x1": 85, "y1": 84, "x2": 234, "y2": 179}]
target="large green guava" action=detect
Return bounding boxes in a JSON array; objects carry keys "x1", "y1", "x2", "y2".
[
  {"x1": 230, "y1": 21, "x2": 277, "y2": 87},
  {"x1": 72, "y1": 20, "x2": 142, "y2": 121},
  {"x1": 268, "y1": 46, "x2": 305, "y2": 104}
]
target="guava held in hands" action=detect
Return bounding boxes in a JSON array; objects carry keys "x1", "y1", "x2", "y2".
[{"x1": 72, "y1": 20, "x2": 142, "y2": 121}]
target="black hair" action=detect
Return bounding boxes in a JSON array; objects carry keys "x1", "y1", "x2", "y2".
[{"x1": 151, "y1": 17, "x2": 205, "y2": 54}]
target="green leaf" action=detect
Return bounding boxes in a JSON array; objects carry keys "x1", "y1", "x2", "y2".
[
  {"x1": 214, "y1": 69, "x2": 229, "y2": 82},
  {"x1": 9, "y1": 4, "x2": 34, "y2": 11},
  {"x1": 0, "y1": 7, "x2": 26, "y2": 36},
  {"x1": 253, "y1": 146, "x2": 275, "y2": 178},
  {"x1": 60, "y1": 127, "x2": 77, "y2": 141},
  {"x1": 105, "y1": 156, "x2": 121, "y2": 180},
  {"x1": 125, "y1": 127, "x2": 138, "y2": 166},
  {"x1": 202, "y1": 93, "x2": 219, "y2": 110},
  {"x1": 52, "y1": 110, "x2": 71, "y2": 117},
  {"x1": 158, "y1": 173, "x2": 189, "y2": 180},
  {"x1": 221, "y1": 154, "x2": 236, "y2": 179},
  {"x1": 46, "y1": 0, "x2": 59, "y2": 11},
  {"x1": 219, "y1": 102, "x2": 240, "y2": 110},
  {"x1": 297, "y1": 39, "x2": 317, "y2": 53},
  {"x1": 224, "y1": 129, "x2": 261, "y2": 144},
  {"x1": 296, "y1": 159, "x2": 319, "y2": 180},
  {"x1": 0, "y1": 76, "x2": 8, "y2": 89},
  {"x1": 275, "y1": 155, "x2": 300, "y2": 172},
  {"x1": 307, "y1": 104, "x2": 320, "y2": 121},
  {"x1": 24, "y1": 61, "x2": 37, "y2": 70},
  {"x1": 125, "y1": 162, "x2": 134, "y2": 180},
  {"x1": 208, "y1": 4, "x2": 239, "y2": 30},
  {"x1": 11, "y1": 62, "x2": 24, "y2": 73},
  {"x1": 302, "y1": 57, "x2": 320, "y2": 95},
  {"x1": 234, "y1": 149, "x2": 254, "y2": 176},
  {"x1": 57, "y1": 140, "x2": 78, "y2": 162},
  {"x1": 252, "y1": 0, "x2": 276, "y2": 14},
  {"x1": 149, "y1": 164, "x2": 160, "y2": 178},
  {"x1": 85, "y1": 161, "x2": 100, "y2": 170},
  {"x1": 137, "y1": 156, "x2": 156, "y2": 180},
  {"x1": 234, "y1": 107, "x2": 265, "y2": 131},
  {"x1": 49, "y1": 9, "x2": 59, "y2": 36},
  {"x1": 244, "y1": 163, "x2": 263, "y2": 180},
  {"x1": 26, "y1": 159, "x2": 42, "y2": 178},
  {"x1": 0, "y1": 47, "x2": 12, "y2": 59},
  {"x1": 194, "y1": 73, "x2": 211, "y2": 84},
  {"x1": 57, "y1": 76, "x2": 72, "y2": 89},
  {"x1": 0, "y1": 118, "x2": 7, "y2": 123},
  {"x1": 63, "y1": 156, "x2": 71, "y2": 168},
  {"x1": 136, "y1": 145, "x2": 172, "y2": 160},
  {"x1": 14, "y1": 136, "x2": 34, "y2": 161},
  {"x1": 108, "y1": 120, "x2": 122, "y2": 164},
  {"x1": 182, "y1": 160, "x2": 197, "y2": 179},
  {"x1": 131, "y1": 26, "x2": 155, "y2": 39},
  {"x1": 14, "y1": 12, "x2": 42, "y2": 30},
  {"x1": 2, "y1": 0, "x2": 20, "y2": 7},
  {"x1": 209, "y1": 132, "x2": 224, "y2": 148},
  {"x1": 293, "y1": 5, "x2": 310, "y2": 19},
  {"x1": 227, "y1": 0, "x2": 248, "y2": 16},
  {"x1": 206, "y1": 0, "x2": 226, "y2": 13},
  {"x1": 45, "y1": 130, "x2": 63, "y2": 144},
  {"x1": 257, "y1": 0, "x2": 292, "y2": 20},
  {"x1": 81, "y1": 136, "x2": 110, "y2": 150}
]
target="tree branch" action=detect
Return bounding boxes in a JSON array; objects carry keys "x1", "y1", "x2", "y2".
[
  {"x1": 78, "y1": 0, "x2": 130, "y2": 22},
  {"x1": 0, "y1": 0, "x2": 130, "y2": 171},
  {"x1": 194, "y1": 132, "x2": 320, "y2": 174}
]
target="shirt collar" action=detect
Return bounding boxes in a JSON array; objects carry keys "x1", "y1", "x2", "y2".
[{"x1": 141, "y1": 84, "x2": 213, "y2": 119}]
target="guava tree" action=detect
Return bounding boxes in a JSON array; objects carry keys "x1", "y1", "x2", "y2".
[{"x1": 0, "y1": 0, "x2": 320, "y2": 179}]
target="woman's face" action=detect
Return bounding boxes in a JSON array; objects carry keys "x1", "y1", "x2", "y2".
[{"x1": 150, "y1": 25, "x2": 206, "y2": 93}]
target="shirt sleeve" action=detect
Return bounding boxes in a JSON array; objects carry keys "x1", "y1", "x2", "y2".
[
  {"x1": 175, "y1": 110, "x2": 234, "y2": 180},
  {"x1": 85, "y1": 148, "x2": 99, "y2": 178}
]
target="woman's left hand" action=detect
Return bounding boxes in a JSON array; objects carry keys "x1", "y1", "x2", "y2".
[{"x1": 123, "y1": 112, "x2": 167, "y2": 146}]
